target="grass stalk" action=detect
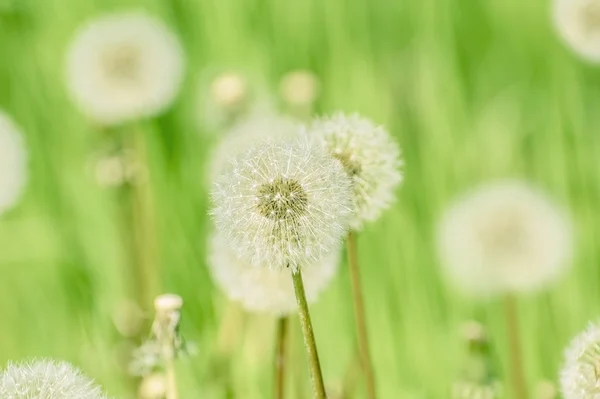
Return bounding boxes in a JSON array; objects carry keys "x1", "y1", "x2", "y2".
[
  {"x1": 274, "y1": 316, "x2": 289, "y2": 399},
  {"x1": 291, "y1": 269, "x2": 327, "y2": 399},
  {"x1": 504, "y1": 294, "x2": 527, "y2": 399},
  {"x1": 346, "y1": 231, "x2": 376, "y2": 399}
]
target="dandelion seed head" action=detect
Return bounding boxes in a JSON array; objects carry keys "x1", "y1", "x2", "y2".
[
  {"x1": 560, "y1": 321, "x2": 600, "y2": 399},
  {"x1": 208, "y1": 232, "x2": 339, "y2": 315},
  {"x1": 437, "y1": 180, "x2": 573, "y2": 296},
  {"x1": 211, "y1": 72, "x2": 247, "y2": 108},
  {"x1": 308, "y1": 113, "x2": 403, "y2": 230},
  {"x1": 0, "y1": 359, "x2": 110, "y2": 399},
  {"x1": 211, "y1": 138, "x2": 352, "y2": 271},
  {"x1": 138, "y1": 373, "x2": 166, "y2": 399},
  {"x1": 207, "y1": 112, "x2": 298, "y2": 181},
  {"x1": 66, "y1": 11, "x2": 185, "y2": 125},
  {"x1": 279, "y1": 69, "x2": 320, "y2": 106},
  {"x1": 0, "y1": 111, "x2": 27, "y2": 216},
  {"x1": 554, "y1": 0, "x2": 600, "y2": 62}
]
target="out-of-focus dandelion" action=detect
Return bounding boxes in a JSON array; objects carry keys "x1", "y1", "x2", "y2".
[
  {"x1": 0, "y1": 359, "x2": 110, "y2": 399},
  {"x1": 207, "y1": 112, "x2": 298, "y2": 182},
  {"x1": 308, "y1": 112, "x2": 402, "y2": 399},
  {"x1": 211, "y1": 72, "x2": 247, "y2": 109},
  {"x1": 437, "y1": 180, "x2": 572, "y2": 296},
  {"x1": 138, "y1": 373, "x2": 167, "y2": 399},
  {"x1": 211, "y1": 138, "x2": 352, "y2": 271},
  {"x1": 553, "y1": 0, "x2": 600, "y2": 63},
  {"x1": 65, "y1": 11, "x2": 185, "y2": 125},
  {"x1": 93, "y1": 150, "x2": 147, "y2": 188},
  {"x1": 208, "y1": 232, "x2": 340, "y2": 315},
  {"x1": 279, "y1": 69, "x2": 320, "y2": 118},
  {"x1": 438, "y1": 180, "x2": 573, "y2": 399},
  {"x1": 308, "y1": 112, "x2": 403, "y2": 230},
  {"x1": 0, "y1": 111, "x2": 27, "y2": 216},
  {"x1": 211, "y1": 138, "x2": 352, "y2": 399},
  {"x1": 560, "y1": 321, "x2": 600, "y2": 399}
]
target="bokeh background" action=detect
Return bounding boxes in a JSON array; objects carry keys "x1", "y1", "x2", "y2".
[{"x1": 1, "y1": 0, "x2": 599, "y2": 398}]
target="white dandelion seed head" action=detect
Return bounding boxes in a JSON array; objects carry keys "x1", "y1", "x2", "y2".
[
  {"x1": 560, "y1": 321, "x2": 600, "y2": 399},
  {"x1": 208, "y1": 232, "x2": 340, "y2": 315},
  {"x1": 66, "y1": 11, "x2": 185, "y2": 125},
  {"x1": 437, "y1": 180, "x2": 573, "y2": 297},
  {"x1": 211, "y1": 137, "x2": 353, "y2": 271},
  {"x1": 279, "y1": 69, "x2": 320, "y2": 106},
  {"x1": 0, "y1": 111, "x2": 27, "y2": 216},
  {"x1": 210, "y1": 72, "x2": 247, "y2": 108},
  {"x1": 554, "y1": 0, "x2": 600, "y2": 63},
  {"x1": 0, "y1": 359, "x2": 110, "y2": 399},
  {"x1": 307, "y1": 112, "x2": 403, "y2": 230},
  {"x1": 207, "y1": 112, "x2": 299, "y2": 182}
]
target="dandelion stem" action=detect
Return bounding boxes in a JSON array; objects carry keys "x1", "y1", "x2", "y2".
[
  {"x1": 346, "y1": 231, "x2": 376, "y2": 399},
  {"x1": 274, "y1": 316, "x2": 289, "y2": 399},
  {"x1": 504, "y1": 294, "x2": 527, "y2": 399},
  {"x1": 291, "y1": 269, "x2": 327, "y2": 399},
  {"x1": 164, "y1": 350, "x2": 179, "y2": 399}
]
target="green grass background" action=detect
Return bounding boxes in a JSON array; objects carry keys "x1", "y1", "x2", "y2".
[{"x1": 1, "y1": 0, "x2": 599, "y2": 397}]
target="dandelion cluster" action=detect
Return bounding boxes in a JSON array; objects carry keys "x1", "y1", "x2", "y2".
[
  {"x1": 0, "y1": 359, "x2": 110, "y2": 399},
  {"x1": 437, "y1": 180, "x2": 573, "y2": 296},
  {"x1": 553, "y1": 0, "x2": 600, "y2": 62},
  {"x1": 560, "y1": 321, "x2": 600, "y2": 399},
  {"x1": 208, "y1": 232, "x2": 340, "y2": 315},
  {"x1": 0, "y1": 111, "x2": 27, "y2": 215},
  {"x1": 65, "y1": 11, "x2": 185, "y2": 125},
  {"x1": 211, "y1": 137, "x2": 353, "y2": 271},
  {"x1": 308, "y1": 112, "x2": 403, "y2": 230}
]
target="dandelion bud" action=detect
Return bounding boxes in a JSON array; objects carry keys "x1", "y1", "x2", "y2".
[
  {"x1": 0, "y1": 359, "x2": 110, "y2": 398},
  {"x1": 211, "y1": 137, "x2": 353, "y2": 271},
  {"x1": 307, "y1": 112, "x2": 403, "y2": 230}
]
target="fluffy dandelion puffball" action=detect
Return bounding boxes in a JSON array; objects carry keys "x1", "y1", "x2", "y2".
[
  {"x1": 0, "y1": 111, "x2": 27, "y2": 215},
  {"x1": 211, "y1": 138, "x2": 353, "y2": 271},
  {"x1": 208, "y1": 232, "x2": 340, "y2": 315},
  {"x1": 65, "y1": 11, "x2": 185, "y2": 125},
  {"x1": 554, "y1": 0, "x2": 600, "y2": 62},
  {"x1": 437, "y1": 181, "x2": 572, "y2": 296},
  {"x1": 560, "y1": 321, "x2": 600, "y2": 399},
  {"x1": 207, "y1": 112, "x2": 299, "y2": 181},
  {"x1": 308, "y1": 113, "x2": 403, "y2": 230},
  {"x1": 0, "y1": 359, "x2": 110, "y2": 399}
]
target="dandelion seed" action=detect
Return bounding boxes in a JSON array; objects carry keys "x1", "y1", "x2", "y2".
[
  {"x1": 210, "y1": 137, "x2": 353, "y2": 271},
  {"x1": 208, "y1": 231, "x2": 340, "y2": 315},
  {"x1": 0, "y1": 359, "x2": 110, "y2": 399},
  {"x1": 207, "y1": 112, "x2": 299, "y2": 181},
  {"x1": 553, "y1": 0, "x2": 600, "y2": 62},
  {"x1": 0, "y1": 111, "x2": 27, "y2": 216},
  {"x1": 560, "y1": 321, "x2": 600, "y2": 399},
  {"x1": 307, "y1": 113, "x2": 403, "y2": 230},
  {"x1": 65, "y1": 11, "x2": 185, "y2": 125},
  {"x1": 437, "y1": 180, "x2": 573, "y2": 296}
]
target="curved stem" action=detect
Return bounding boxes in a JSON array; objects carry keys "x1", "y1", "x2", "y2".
[
  {"x1": 504, "y1": 295, "x2": 527, "y2": 399},
  {"x1": 274, "y1": 316, "x2": 289, "y2": 399},
  {"x1": 291, "y1": 269, "x2": 327, "y2": 399},
  {"x1": 346, "y1": 231, "x2": 376, "y2": 399}
]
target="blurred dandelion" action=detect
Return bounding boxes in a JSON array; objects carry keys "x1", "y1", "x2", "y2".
[
  {"x1": 138, "y1": 373, "x2": 167, "y2": 399},
  {"x1": 0, "y1": 359, "x2": 110, "y2": 399},
  {"x1": 279, "y1": 69, "x2": 320, "y2": 118},
  {"x1": 0, "y1": 111, "x2": 27, "y2": 216},
  {"x1": 211, "y1": 138, "x2": 352, "y2": 271},
  {"x1": 211, "y1": 138, "x2": 352, "y2": 398},
  {"x1": 208, "y1": 231, "x2": 340, "y2": 315},
  {"x1": 308, "y1": 112, "x2": 403, "y2": 230},
  {"x1": 437, "y1": 180, "x2": 572, "y2": 296},
  {"x1": 438, "y1": 180, "x2": 573, "y2": 399},
  {"x1": 207, "y1": 112, "x2": 299, "y2": 182},
  {"x1": 560, "y1": 321, "x2": 600, "y2": 399},
  {"x1": 553, "y1": 0, "x2": 600, "y2": 62},
  {"x1": 308, "y1": 112, "x2": 402, "y2": 399},
  {"x1": 65, "y1": 11, "x2": 185, "y2": 125}
]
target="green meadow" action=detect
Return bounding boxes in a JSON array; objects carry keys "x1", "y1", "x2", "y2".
[{"x1": 1, "y1": 0, "x2": 599, "y2": 397}]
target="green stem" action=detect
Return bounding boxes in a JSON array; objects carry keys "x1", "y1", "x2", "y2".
[
  {"x1": 274, "y1": 316, "x2": 289, "y2": 399},
  {"x1": 504, "y1": 295, "x2": 527, "y2": 399},
  {"x1": 164, "y1": 350, "x2": 179, "y2": 399},
  {"x1": 346, "y1": 231, "x2": 376, "y2": 399},
  {"x1": 291, "y1": 269, "x2": 327, "y2": 399}
]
